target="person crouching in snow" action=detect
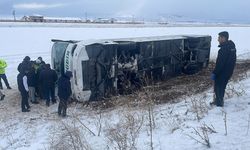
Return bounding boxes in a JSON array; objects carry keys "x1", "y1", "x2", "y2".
[
  {"x1": 57, "y1": 71, "x2": 72, "y2": 117},
  {"x1": 17, "y1": 68, "x2": 30, "y2": 112}
]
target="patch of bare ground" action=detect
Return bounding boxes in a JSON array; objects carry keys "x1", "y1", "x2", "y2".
[{"x1": 85, "y1": 60, "x2": 250, "y2": 110}]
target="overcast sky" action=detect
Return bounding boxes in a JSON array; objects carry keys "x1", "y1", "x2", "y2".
[{"x1": 0, "y1": 0, "x2": 249, "y2": 23}]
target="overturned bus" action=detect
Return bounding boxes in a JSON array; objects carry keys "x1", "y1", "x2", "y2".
[{"x1": 51, "y1": 35, "x2": 211, "y2": 101}]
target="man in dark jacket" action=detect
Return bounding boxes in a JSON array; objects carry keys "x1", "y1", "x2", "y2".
[
  {"x1": 58, "y1": 71, "x2": 72, "y2": 117},
  {"x1": 17, "y1": 68, "x2": 30, "y2": 112},
  {"x1": 39, "y1": 64, "x2": 58, "y2": 106},
  {"x1": 18, "y1": 56, "x2": 32, "y2": 73},
  {"x1": 27, "y1": 66, "x2": 38, "y2": 104},
  {"x1": 34, "y1": 59, "x2": 46, "y2": 99},
  {"x1": 211, "y1": 31, "x2": 236, "y2": 107}
]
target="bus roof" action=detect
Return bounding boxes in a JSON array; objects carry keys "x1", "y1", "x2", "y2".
[{"x1": 52, "y1": 34, "x2": 211, "y2": 46}]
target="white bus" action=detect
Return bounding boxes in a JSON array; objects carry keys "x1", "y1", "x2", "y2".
[{"x1": 51, "y1": 35, "x2": 211, "y2": 101}]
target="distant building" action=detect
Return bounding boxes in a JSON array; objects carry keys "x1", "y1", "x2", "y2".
[
  {"x1": 21, "y1": 15, "x2": 44, "y2": 22},
  {"x1": 44, "y1": 17, "x2": 83, "y2": 23},
  {"x1": 21, "y1": 15, "x2": 84, "y2": 23},
  {"x1": 93, "y1": 18, "x2": 117, "y2": 23}
]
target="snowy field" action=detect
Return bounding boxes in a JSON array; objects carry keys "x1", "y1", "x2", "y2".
[
  {"x1": 0, "y1": 23, "x2": 250, "y2": 150},
  {"x1": 0, "y1": 24, "x2": 250, "y2": 85}
]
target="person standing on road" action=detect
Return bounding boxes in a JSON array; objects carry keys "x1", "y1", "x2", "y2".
[
  {"x1": 39, "y1": 64, "x2": 58, "y2": 106},
  {"x1": 17, "y1": 67, "x2": 30, "y2": 112},
  {"x1": 57, "y1": 71, "x2": 72, "y2": 117},
  {"x1": 0, "y1": 59, "x2": 11, "y2": 89},
  {"x1": 210, "y1": 31, "x2": 236, "y2": 107}
]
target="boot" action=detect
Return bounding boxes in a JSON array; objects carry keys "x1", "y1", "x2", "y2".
[
  {"x1": 209, "y1": 101, "x2": 216, "y2": 106},
  {"x1": 22, "y1": 109, "x2": 30, "y2": 112},
  {"x1": 0, "y1": 95, "x2": 5, "y2": 100}
]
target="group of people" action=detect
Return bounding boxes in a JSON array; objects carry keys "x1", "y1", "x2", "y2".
[
  {"x1": 17, "y1": 56, "x2": 55, "y2": 107},
  {"x1": 17, "y1": 56, "x2": 73, "y2": 117}
]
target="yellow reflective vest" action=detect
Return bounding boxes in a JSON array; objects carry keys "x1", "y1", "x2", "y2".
[{"x1": 0, "y1": 59, "x2": 7, "y2": 74}]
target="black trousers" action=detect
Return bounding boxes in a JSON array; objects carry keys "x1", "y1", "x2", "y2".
[
  {"x1": 0, "y1": 74, "x2": 10, "y2": 88},
  {"x1": 35, "y1": 84, "x2": 43, "y2": 99},
  {"x1": 21, "y1": 91, "x2": 30, "y2": 111},
  {"x1": 58, "y1": 99, "x2": 67, "y2": 116},
  {"x1": 43, "y1": 84, "x2": 56, "y2": 104},
  {"x1": 214, "y1": 77, "x2": 229, "y2": 106}
]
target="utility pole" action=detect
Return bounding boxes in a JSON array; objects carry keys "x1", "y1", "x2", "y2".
[
  {"x1": 85, "y1": 12, "x2": 88, "y2": 22},
  {"x1": 132, "y1": 15, "x2": 135, "y2": 23},
  {"x1": 12, "y1": 10, "x2": 16, "y2": 21}
]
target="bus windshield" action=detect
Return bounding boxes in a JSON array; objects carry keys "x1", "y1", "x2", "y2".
[{"x1": 51, "y1": 42, "x2": 69, "y2": 76}]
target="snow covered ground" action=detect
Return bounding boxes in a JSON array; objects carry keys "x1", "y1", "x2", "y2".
[
  {"x1": 0, "y1": 23, "x2": 250, "y2": 150},
  {"x1": 1, "y1": 75, "x2": 250, "y2": 150},
  {"x1": 0, "y1": 24, "x2": 250, "y2": 85}
]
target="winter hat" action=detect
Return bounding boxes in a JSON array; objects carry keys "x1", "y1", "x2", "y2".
[
  {"x1": 23, "y1": 56, "x2": 30, "y2": 61},
  {"x1": 65, "y1": 71, "x2": 73, "y2": 78},
  {"x1": 35, "y1": 59, "x2": 41, "y2": 64},
  {"x1": 38, "y1": 56, "x2": 43, "y2": 61},
  {"x1": 219, "y1": 31, "x2": 229, "y2": 40},
  {"x1": 45, "y1": 64, "x2": 51, "y2": 69}
]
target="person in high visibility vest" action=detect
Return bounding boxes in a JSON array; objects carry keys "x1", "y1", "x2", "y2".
[{"x1": 0, "y1": 59, "x2": 11, "y2": 89}]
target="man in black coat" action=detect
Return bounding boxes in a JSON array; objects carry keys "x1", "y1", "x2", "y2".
[
  {"x1": 18, "y1": 56, "x2": 32, "y2": 73},
  {"x1": 17, "y1": 68, "x2": 30, "y2": 112},
  {"x1": 27, "y1": 66, "x2": 38, "y2": 104},
  {"x1": 211, "y1": 31, "x2": 236, "y2": 107},
  {"x1": 39, "y1": 64, "x2": 58, "y2": 106},
  {"x1": 58, "y1": 71, "x2": 72, "y2": 117},
  {"x1": 34, "y1": 59, "x2": 46, "y2": 99}
]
